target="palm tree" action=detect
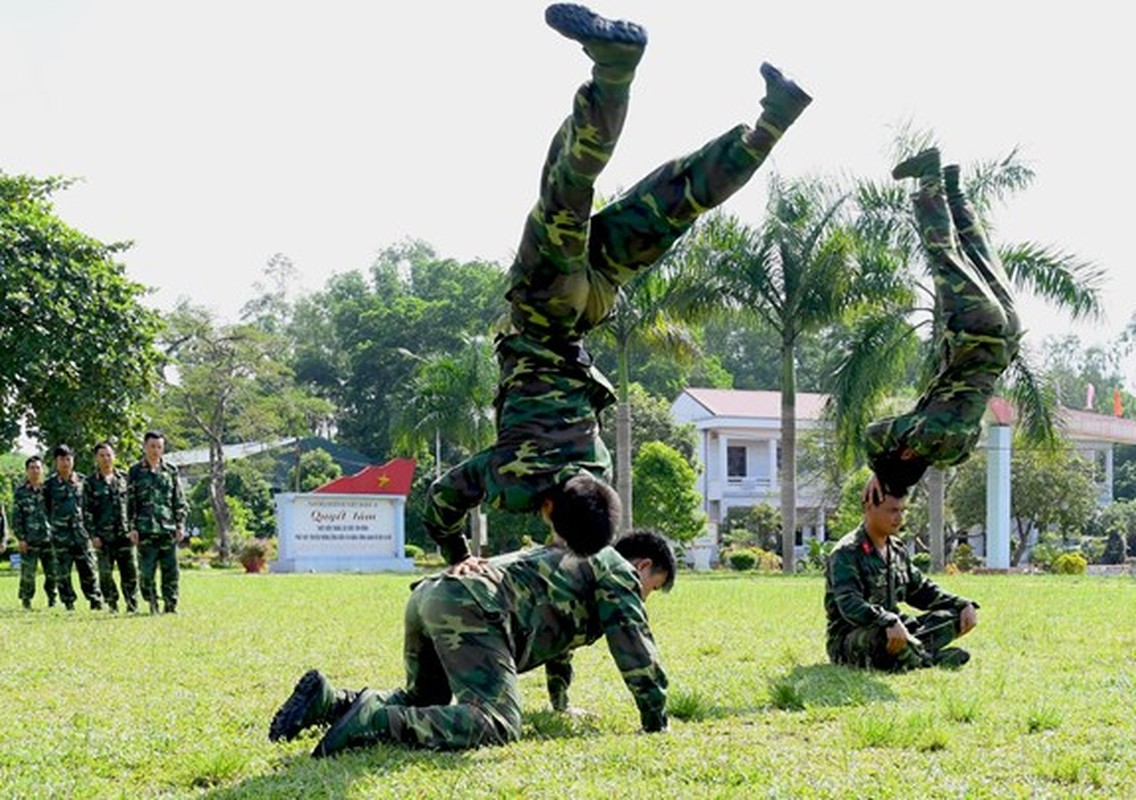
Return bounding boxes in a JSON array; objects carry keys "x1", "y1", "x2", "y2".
[
  {"x1": 690, "y1": 175, "x2": 904, "y2": 572},
  {"x1": 594, "y1": 258, "x2": 702, "y2": 535},
  {"x1": 831, "y1": 144, "x2": 1105, "y2": 568},
  {"x1": 390, "y1": 334, "x2": 497, "y2": 552}
]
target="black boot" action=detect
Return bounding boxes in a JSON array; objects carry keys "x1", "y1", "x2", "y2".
[
  {"x1": 757, "y1": 62, "x2": 812, "y2": 138},
  {"x1": 892, "y1": 147, "x2": 941, "y2": 181},
  {"x1": 269, "y1": 670, "x2": 359, "y2": 743},
  {"x1": 545, "y1": 3, "x2": 647, "y2": 85}
]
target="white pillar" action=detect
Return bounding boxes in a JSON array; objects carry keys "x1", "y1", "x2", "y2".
[
  {"x1": 985, "y1": 425, "x2": 1012, "y2": 569},
  {"x1": 768, "y1": 440, "x2": 778, "y2": 491}
]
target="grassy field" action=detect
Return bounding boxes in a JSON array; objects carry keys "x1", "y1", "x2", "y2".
[{"x1": 0, "y1": 566, "x2": 1133, "y2": 799}]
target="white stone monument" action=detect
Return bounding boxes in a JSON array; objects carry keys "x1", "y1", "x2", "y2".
[{"x1": 272, "y1": 459, "x2": 416, "y2": 572}]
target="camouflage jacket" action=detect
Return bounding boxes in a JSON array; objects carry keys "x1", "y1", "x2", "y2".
[
  {"x1": 12, "y1": 482, "x2": 50, "y2": 546},
  {"x1": 44, "y1": 473, "x2": 87, "y2": 546},
  {"x1": 824, "y1": 524, "x2": 976, "y2": 653},
  {"x1": 85, "y1": 468, "x2": 130, "y2": 541},
  {"x1": 127, "y1": 459, "x2": 187, "y2": 538},
  {"x1": 458, "y1": 544, "x2": 668, "y2": 732}
]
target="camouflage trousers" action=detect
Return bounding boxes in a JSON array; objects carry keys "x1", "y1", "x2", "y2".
[
  {"x1": 830, "y1": 609, "x2": 964, "y2": 671},
  {"x1": 95, "y1": 537, "x2": 139, "y2": 612},
  {"x1": 55, "y1": 539, "x2": 104, "y2": 609},
  {"x1": 352, "y1": 575, "x2": 523, "y2": 750},
  {"x1": 18, "y1": 545, "x2": 57, "y2": 605},
  {"x1": 138, "y1": 536, "x2": 179, "y2": 610},
  {"x1": 426, "y1": 58, "x2": 785, "y2": 536},
  {"x1": 866, "y1": 176, "x2": 1021, "y2": 468}
]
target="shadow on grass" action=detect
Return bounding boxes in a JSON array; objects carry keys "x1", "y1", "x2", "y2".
[
  {"x1": 766, "y1": 663, "x2": 897, "y2": 711},
  {"x1": 202, "y1": 710, "x2": 599, "y2": 798}
]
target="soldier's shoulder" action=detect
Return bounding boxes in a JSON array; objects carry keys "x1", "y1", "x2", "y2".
[{"x1": 830, "y1": 528, "x2": 866, "y2": 555}]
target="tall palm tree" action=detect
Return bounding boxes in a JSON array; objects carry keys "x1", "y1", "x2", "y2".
[
  {"x1": 832, "y1": 145, "x2": 1104, "y2": 568},
  {"x1": 690, "y1": 175, "x2": 903, "y2": 572},
  {"x1": 594, "y1": 259, "x2": 702, "y2": 535}
]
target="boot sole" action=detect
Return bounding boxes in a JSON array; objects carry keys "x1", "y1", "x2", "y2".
[
  {"x1": 312, "y1": 688, "x2": 376, "y2": 759},
  {"x1": 269, "y1": 669, "x2": 325, "y2": 742},
  {"x1": 545, "y1": 4, "x2": 647, "y2": 46}
]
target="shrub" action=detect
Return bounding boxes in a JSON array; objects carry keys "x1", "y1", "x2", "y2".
[
  {"x1": 753, "y1": 548, "x2": 782, "y2": 573},
  {"x1": 950, "y1": 543, "x2": 982, "y2": 572},
  {"x1": 912, "y1": 552, "x2": 932, "y2": 572},
  {"x1": 726, "y1": 549, "x2": 757, "y2": 571},
  {"x1": 1101, "y1": 530, "x2": 1127, "y2": 565},
  {"x1": 404, "y1": 544, "x2": 424, "y2": 560},
  {"x1": 1051, "y1": 552, "x2": 1087, "y2": 575},
  {"x1": 238, "y1": 538, "x2": 273, "y2": 573}
]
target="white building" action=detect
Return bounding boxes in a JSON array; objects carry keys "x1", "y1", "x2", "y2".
[{"x1": 671, "y1": 388, "x2": 833, "y2": 564}]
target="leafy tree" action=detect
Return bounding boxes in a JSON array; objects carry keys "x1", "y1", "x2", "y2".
[
  {"x1": 187, "y1": 458, "x2": 276, "y2": 541},
  {"x1": 600, "y1": 383, "x2": 698, "y2": 469},
  {"x1": 0, "y1": 171, "x2": 162, "y2": 451},
  {"x1": 286, "y1": 448, "x2": 343, "y2": 493},
  {"x1": 948, "y1": 442, "x2": 1097, "y2": 565},
  {"x1": 156, "y1": 302, "x2": 331, "y2": 561},
  {"x1": 690, "y1": 175, "x2": 897, "y2": 571},
  {"x1": 631, "y1": 441, "x2": 705, "y2": 543},
  {"x1": 722, "y1": 503, "x2": 781, "y2": 552}
]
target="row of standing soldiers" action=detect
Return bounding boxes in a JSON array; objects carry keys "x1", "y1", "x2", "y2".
[{"x1": 3, "y1": 436, "x2": 186, "y2": 613}]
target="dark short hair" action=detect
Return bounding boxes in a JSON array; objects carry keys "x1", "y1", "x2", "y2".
[
  {"x1": 614, "y1": 529, "x2": 677, "y2": 592},
  {"x1": 143, "y1": 430, "x2": 165, "y2": 444},
  {"x1": 53, "y1": 444, "x2": 74, "y2": 458},
  {"x1": 544, "y1": 473, "x2": 620, "y2": 557},
  {"x1": 25, "y1": 455, "x2": 43, "y2": 469},
  {"x1": 93, "y1": 441, "x2": 115, "y2": 455}
]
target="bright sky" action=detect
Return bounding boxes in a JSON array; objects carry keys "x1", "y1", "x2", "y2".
[{"x1": 5, "y1": 1, "x2": 1134, "y2": 381}]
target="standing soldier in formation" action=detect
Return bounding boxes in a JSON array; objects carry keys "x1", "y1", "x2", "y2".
[
  {"x1": 85, "y1": 442, "x2": 138, "y2": 613},
  {"x1": 12, "y1": 456, "x2": 57, "y2": 609},
  {"x1": 44, "y1": 445, "x2": 104, "y2": 611},
  {"x1": 128, "y1": 431, "x2": 187, "y2": 614}
]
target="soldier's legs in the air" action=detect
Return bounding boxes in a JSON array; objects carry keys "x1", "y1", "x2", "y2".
[
  {"x1": 116, "y1": 543, "x2": 140, "y2": 612},
  {"x1": 76, "y1": 544, "x2": 104, "y2": 609},
  {"x1": 505, "y1": 6, "x2": 645, "y2": 340},
  {"x1": 96, "y1": 546, "x2": 120, "y2": 609},
  {"x1": 582, "y1": 63, "x2": 811, "y2": 326}
]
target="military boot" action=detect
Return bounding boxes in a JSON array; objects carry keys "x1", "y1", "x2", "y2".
[
  {"x1": 931, "y1": 647, "x2": 971, "y2": 669},
  {"x1": 756, "y1": 62, "x2": 812, "y2": 140},
  {"x1": 21, "y1": 599, "x2": 31, "y2": 610},
  {"x1": 107, "y1": 601, "x2": 119, "y2": 613},
  {"x1": 312, "y1": 689, "x2": 390, "y2": 758},
  {"x1": 545, "y1": 3, "x2": 647, "y2": 86},
  {"x1": 269, "y1": 670, "x2": 359, "y2": 743},
  {"x1": 148, "y1": 598, "x2": 160, "y2": 615},
  {"x1": 892, "y1": 147, "x2": 941, "y2": 181}
]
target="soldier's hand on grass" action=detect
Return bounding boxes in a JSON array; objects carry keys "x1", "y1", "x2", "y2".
[
  {"x1": 959, "y1": 604, "x2": 978, "y2": 636},
  {"x1": 128, "y1": 530, "x2": 139, "y2": 546},
  {"x1": 92, "y1": 536, "x2": 103, "y2": 551},
  {"x1": 885, "y1": 622, "x2": 910, "y2": 655},
  {"x1": 449, "y1": 556, "x2": 489, "y2": 576}
]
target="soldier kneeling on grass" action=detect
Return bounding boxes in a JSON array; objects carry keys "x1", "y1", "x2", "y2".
[
  {"x1": 269, "y1": 528, "x2": 674, "y2": 756},
  {"x1": 824, "y1": 475, "x2": 979, "y2": 671}
]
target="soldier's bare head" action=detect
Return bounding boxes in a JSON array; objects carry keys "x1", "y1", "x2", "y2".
[
  {"x1": 53, "y1": 444, "x2": 74, "y2": 478},
  {"x1": 862, "y1": 475, "x2": 906, "y2": 538},
  {"x1": 25, "y1": 455, "x2": 44, "y2": 484},
  {"x1": 94, "y1": 441, "x2": 116, "y2": 472},
  {"x1": 143, "y1": 430, "x2": 166, "y2": 465},
  {"x1": 542, "y1": 473, "x2": 620, "y2": 558},
  {"x1": 614, "y1": 529, "x2": 676, "y2": 598}
]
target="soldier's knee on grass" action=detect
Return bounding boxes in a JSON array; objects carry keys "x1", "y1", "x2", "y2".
[{"x1": 543, "y1": 473, "x2": 620, "y2": 557}]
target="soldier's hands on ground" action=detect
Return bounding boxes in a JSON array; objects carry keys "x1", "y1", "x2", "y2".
[
  {"x1": 959, "y1": 604, "x2": 978, "y2": 636},
  {"x1": 885, "y1": 622, "x2": 910, "y2": 655},
  {"x1": 448, "y1": 556, "x2": 490, "y2": 576}
]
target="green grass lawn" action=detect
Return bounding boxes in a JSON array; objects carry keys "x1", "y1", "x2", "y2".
[{"x1": 0, "y1": 567, "x2": 1133, "y2": 799}]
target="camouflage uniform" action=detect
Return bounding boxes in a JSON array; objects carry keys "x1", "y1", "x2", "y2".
[
  {"x1": 338, "y1": 544, "x2": 667, "y2": 749},
  {"x1": 127, "y1": 459, "x2": 187, "y2": 612},
  {"x1": 85, "y1": 468, "x2": 138, "y2": 612},
  {"x1": 866, "y1": 160, "x2": 1021, "y2": 491},
  {"x1": 44, "y1": 473, "x2": 104, "y2": 610},
  {"x1": 12, "y1": 482, "x2": 57, "y2": 607},
  {"x1": 824, "y1": 524, "x2": 977, "y2": 669},
  {"x1": 425, "y1": 41, "x2": 800, "y2": 563}
]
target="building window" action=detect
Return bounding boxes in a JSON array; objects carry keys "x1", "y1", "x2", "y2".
[{"x1": 727, "y1": 446, "x2": 746, "y2": 478}]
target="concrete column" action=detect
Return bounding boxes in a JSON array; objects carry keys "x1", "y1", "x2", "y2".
[
  {"x1": 768, "y1": 440, "x2": 778, "y2": 491},
  {"x1": 985, "y1": 425, "x2": 1012, "y2": 569}
]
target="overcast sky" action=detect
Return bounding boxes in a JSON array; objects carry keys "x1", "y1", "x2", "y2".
[{"x1": 5, "y1": 1, "x2": 1134, "y2": 383}]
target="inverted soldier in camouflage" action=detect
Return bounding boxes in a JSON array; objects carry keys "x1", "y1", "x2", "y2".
[
  {"x1": 12, "y1": 456, "x2": 58, "y2": 609},
  {"x1": 867, "y1": 147, "x2": 1022, "y2": 497},
  {"x1": 825, "y1": 477, "x2": 978, "y2": 670},
  {"x1": 424, "y1": 3, "x2": 812, "y2": 565},
  {"x1": 269, "y1": 530, "x2": 675, "y2": 755},
  {"x1": 44, "y1": 446, "x2": 104, "y2": 611}
]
